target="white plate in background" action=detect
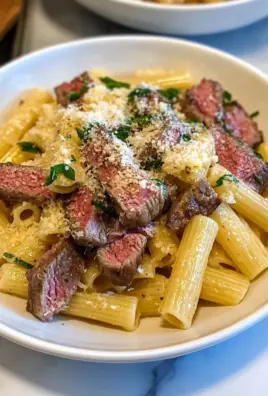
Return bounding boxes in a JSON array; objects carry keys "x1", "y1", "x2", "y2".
[
  {"x1": 0, "y1": 35, "x2": 268, "y2": 362},
  {"x1": 75, "y1": 0, "x2": 268, "y2": 36}
]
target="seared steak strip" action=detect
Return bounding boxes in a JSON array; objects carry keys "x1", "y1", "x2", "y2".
[
  {"x1": 224, "y1": 103, "x2": 263, "y2": 147},
  {"x1": 167, "y1": 179, "x2": 220, "y2": 234},
  {"x1": 66, "y1": 187, "x2": 108, "y2": 246},
  {"x1": 212, "y1": 125, "x2": 268, "y2": 193},
  {"x1": 54, "y1": 71, "x2": 93, "y2": 107},
  {"x1": 97, "y1": 233, "x2": 147, "y2": 285},
  {"x1": 0, "y1": 163, "x2": 55, "y2": 204},
  {"x1": 83, "y1": 127, "x2": 166, "y2": 227},
  {"x1": 27, "y1": 239, "x2": 85, "y2": 322},
  {"x1": 181, "y1": 79, "x2": 224, "y2": 126}
]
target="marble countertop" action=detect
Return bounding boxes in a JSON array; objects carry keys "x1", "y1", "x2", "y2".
[{"x1": 1, "y1": 1, "x2": 268, "y2": 395}]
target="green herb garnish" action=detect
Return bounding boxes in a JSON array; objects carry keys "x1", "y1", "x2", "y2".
[
  {"x1": 3, "y1": 252, "x2": 33, "y2": 269},
  {"x1": 131, "y1": 114, "x2": 155, "y2": 127},
  {"x1": 17, "y1": 142, "x2": 41, "y2": 153},
  {"x1": 182, "y1": 134, "x2": 191, "y2": 142},
  {"x1": 92, "y1": 200, "x2": 117, "y2": 218},
  {"x1": 254, "y1": 175, "x2": 264, "y2": 185},
  {"x1": 128, "y1": 88, "x2": 152, "y2": 102},
  {"x1": 254, "y1": 150, "x2": 263, "y2": 160},
  {"x1": 100, "y1": 76, "x2": 130, "y2": 90},
  {"x1": 145, "y1": 158, "x2": 163, "y2": 170},
  {"x1": 114, "y1": 125, "x2": 131, "y2": 141},
  {"x1": 76, "y1": 123, "x2": 100, "y2": 141},
  {"x1": 68, "y1": 85, "x2": 89, "y2": 101},
  {"x1": 213, "y1": 174, "x2": 239, "y2": 188},
  {"x1": 223, "y1": 90, "x2": 237, "y2": 106},
  {"x1": 46, "y1": 164, "x2": 75, "y2": 186},
  {"x1": 250, "y1": 111, "x2": 260, "y2": 119},
  {"x1": 64, "y1": 134, "x2": 72, "y2": 140},
  {"x1": 152, "y1": 178, "x2": 165, "y2": 187},
  {"x1": 70, "y1": 155, "x2": 76, "y2": 163},
  {"x1": 159, "y1": 87, "x2": 180, "y2": 101}
]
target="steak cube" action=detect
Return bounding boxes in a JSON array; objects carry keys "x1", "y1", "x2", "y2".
[
  {"x1": 97, "y1": 233, "x2": 147, "y2": 285},
  {"x1": 54, "y1": 71, "x2": 93, "y2": 107},
  {"x1": 0, "y1": 163, "x2": 55, "y2": 204},
  {"x1": 224, "y1": 103, "x2": 263, "y2": 147},
  {"x1": 27, "y1": 239, "x2": 85, "y2": 322},
  {"x1": 167, "y1": 180, "x2": 221, "y2": 234},
  {"x1": 212, "y1": 125, "x2": 268, "y2": 193},
  {"x1": 83, "y1": 128, "x2": 165, "y2": 227},
  {"x1": 181, "y1": 79, "x2": 224, "y2": 126},
  {"x1": 66, "y1": 187, "x2": 108, "y2": 246}
]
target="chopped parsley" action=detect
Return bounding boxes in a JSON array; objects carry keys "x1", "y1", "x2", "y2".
[
  {"x1": 254, "y1": 150, "x2": 263, "y2": 160},
  {"x1": 68, "y1": 85, "x2": 89, "y2": 101},
  {"x1": 64, "y1": 134, "x2": 72, "y2": 140},
  {"x1": 3, "y1": 252, "x2": 33, "y2": 269},
  {"x1": 128, "y1": 88, "x2": 152, "y2": 102},
  {"x1": 254, "y1": 175, "x2": 264, "y2": 185},
  {"x1": 17, "y1": 141, "x2": 41, "y2": 153},
  {"x1": 159, "y1": 87, "x2": 180, "y2": 101},
  {"x1": 70, "y1": 155, "x2": 76, "y2": 163},
  {"x1": 100, "y1": 76, "x2": 130, "y2": 90},
  {"x1": 113, "y1": 125, "x2": 131, "y2": 141},
  {"x1": 223, "y1": 90, "x2": 237, "y2": 106},
  {"x1": 182, "y1": 134, "x2": 191, "y2": 142},
  {"x1": 76, "y1": 123, "x2": 101, "y2": 141},
  {"x1": 152, "y1": 178, "x2": 165, "y2": 187},
  {"x1": 92, "y1": 200, "x2": 117, "y2": 218},
  {"x1": 250, "y1": 111, "x2": 260, "y2": 119},
  {"x1": 213, "y1": 174, "x2": 239, "y2": 188},
  {"x1": 131, "y1": 114, "x2": 154, "y2": 127},
  {"x1": 46, "y1": 164, "x2": 75, "y2": 186},
  {"x1": 145, "y1": 158, "x2": 163, "y2": 170}
]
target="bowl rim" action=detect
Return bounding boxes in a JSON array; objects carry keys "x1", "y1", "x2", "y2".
[
  {"x1": 1, "y1": 34, "x2": 268, "y2": 362},
  {"x1": 101, "y1": 0, "x2": 256, "y2": 12}
]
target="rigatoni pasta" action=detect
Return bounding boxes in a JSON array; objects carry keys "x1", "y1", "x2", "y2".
[
  {"x1": 160, "y1": 215, "x2": 218, "y2": 329},
  {"x1": 211, "y1": 203, "x2": 268, "y2": 280}
]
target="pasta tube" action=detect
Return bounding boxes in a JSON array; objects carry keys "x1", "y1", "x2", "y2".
[
  {"x1": 0, "y1": 263, "x2": 28, "y2": 298},
  {"x1": 64, "y1": 292, "x2": 140, "y2": 331},
  {"x1": 257, "y1": 142, "x2": 268, "y2": 162},
  {"x1": 135, "y1": 254, "x2": 156, "y2": 279},
  {"x1": 211, "y1": 203, "x2": 268, "y2": 280},
  {"x1": 126, "y1": 275, "x2": 167, "y2": 317},
  {"x1": 0, "y1": 89, "x2": 53, "y2": 159},
  {"x1": 81, "y1": 260, "x2": 101, "y2": 291},
  {"x1": 208, "y1": 164, "x2": 268, "y2": 232},
  {"x1": 12, "y1": 203, "x2": 41, "y2": 226},
  {"x1": 160, "y1": 215, "x2": 218, "y2": 329},
  {"x1": 200, "y1": 267, "x2": 250, "y2": 305},
  {"x1": 208, "y1": 242, "x2": 237, "y2": 271},
  {"x1": 148, "y1": 220, "x2": 179, "y2": 267}
]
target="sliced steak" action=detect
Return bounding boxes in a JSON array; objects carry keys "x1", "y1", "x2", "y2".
[
  {"x1": 83, "y1": 127, "x2": 166, "y2": 227},
  {"x1": 66, "y1": 187, "x2": 108, "y2": 246},
  {"x1": 27, "y1": 239, "x2": 85, "y2": 322},
  {"x1": 97, "y1": 233, "x2": 147, "y2": 285},
  {"x1": 224, "y1": 103, "x2": 263, "y2": 147},
  {"x1": 54, "y1": 71, "x2": 93, "y2": 107},
  {"x1": 0, "y1": 163, "x2": 55, "y2": 205},
  {"x1": 212, "y1": 125, "x2": 268, "y2": 193},
  {"x1": 181, "y1": 79, "x2": 224, "y2": 126},
  {"x1": 167, "y1": 180, "x2": 221, "y2": 234}
]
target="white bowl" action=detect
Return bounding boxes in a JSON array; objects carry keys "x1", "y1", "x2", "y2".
[
  {"x1": 1, "y1": 36, "x2": 268, "y2": 362},
  {"x1": 76, "y1": 0, "x2": 268, "y2": 36}
]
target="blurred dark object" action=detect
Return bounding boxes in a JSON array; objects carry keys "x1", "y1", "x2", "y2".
[
  {"x1": 0, "y1": 0, "x2": 22, "y2": 38},
  {"x1": 0, "y1": 0, "x2": 23, "y2": 65},
  {"x1": 0, "y1": 24, "x2": 17, "y2": 65}
]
